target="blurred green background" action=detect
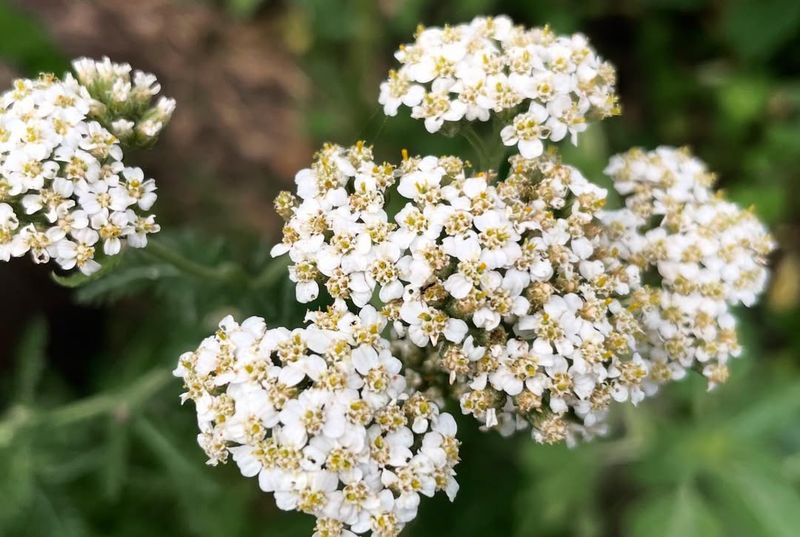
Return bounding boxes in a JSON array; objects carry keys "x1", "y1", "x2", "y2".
[{"x1": 0, "y1": 1, "x2": 799, "y2": 536}]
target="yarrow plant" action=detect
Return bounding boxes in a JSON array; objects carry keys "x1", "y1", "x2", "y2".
[
  {"x1": 167, "y1": 16, "x2": 776, "y2": 536},
  {"x1": 5, "y1": 16, "x2": 773, "y2": 537},
  {"x1": 0, "y1": 57, "x2": 172, "y2": 274}
]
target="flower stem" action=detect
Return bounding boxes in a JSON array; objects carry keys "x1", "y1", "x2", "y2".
[
  {"x1": 144, "y1": 238, "x2": 240, "y2": 282},
  {"x1": 485, "y1": 115, "x2": 509, "y2": 172},
  {"x1": 461, "y1": 125, "x2": 490, "y2": 170},
  {"x1": 462, "y1": 122, "x2": 508, "y2": 172},
  {"x1": 49, "y1": 368, "x2": 172, "y2": 427},
  {"x1": 0, "y1": 368, "x2": 172, "y2": 447},
  {"x1": 251, "y1": 257, "x2": 290, "y2": 289}
]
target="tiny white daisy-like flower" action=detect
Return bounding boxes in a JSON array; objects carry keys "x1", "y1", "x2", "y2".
[
  {"x1": 0, "y1": 203, "x2": 20, "y2": 261},
  {"x1": 55, "y1": 228, "x2": 101, "y2": 275},
  {"x1": 71, "y1": 56, "x2": 176, "y2": 145},
  {"x1": 500, "y1": 103, "x2": 549, "y2": 158},
  {"x1": 174, "y1": 23, "x2": 777, "y2": 533}
]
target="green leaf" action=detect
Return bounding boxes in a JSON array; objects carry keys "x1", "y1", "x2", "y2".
[
  {"x1": 725, "y1": 381, "x2": 800, "y2": 440},
  {"x1": 225, "y1": 0, "x2": 265, "y2": 18},
  {"x1": 0, "y1": 3, "x2": 66, "y2": 75},
  {"x1": 50, "y1": 253, "x2": 124, "y2": 288},
  {"x1": 720, "y1": 461, "x2": 800, "y2": 537},
  {"x1": 516, "y1": 444, "x2": 601, "y2": 535},
  {"x1": 74, "y1": 263, "x2": 180, "y2": 304},
  {"x1": 0, "y1": 443, "x2": 35, "y2": 526},
  {"x1": 627, "y1": 483, "x2": 722, "y2": 537},
  {"x1": 102, "y1": 416, "x2": 128, "y2": 501},
  {"x1": 132, "y1": 418, "x2": 216, "y2": 495},
  {"x1": 13, "y1": 317, "x2": 47, "y2": 405},
  {"x1": 40, "y1": 447, "x2": 105, "y2": 485}
]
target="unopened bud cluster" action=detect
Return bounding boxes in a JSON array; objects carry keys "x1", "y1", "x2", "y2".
[
  {"x1": 72, "y1": 57, "x2": 176, "y2": 147},
  {"x1": 0, "y1": 58, "x2": 172, "y2": 275}
]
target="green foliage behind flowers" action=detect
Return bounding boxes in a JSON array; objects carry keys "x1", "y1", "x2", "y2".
[{"x1": 1, "y1": 1, "x2": 799, "y2": 536}]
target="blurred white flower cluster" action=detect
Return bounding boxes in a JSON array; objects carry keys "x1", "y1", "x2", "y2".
[
  {"x1": 177, "y1": 15, "x2": 775, "y2": 537},
  {"x1": 0, "y1": 58, "x2": 172, "y2": 274},
  {"x1": 599, "y1": 146, "x2": 775, "y2": 389},
  {"x1": 174, "y1": 311, "x2": 459, "y2": 537},
  {"x1": 379, "y1": 15, "x2": 619, "y2": 158}
]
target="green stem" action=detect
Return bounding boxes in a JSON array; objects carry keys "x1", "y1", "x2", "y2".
[
  {"x1": 144, "y1": 238, "x2": 239, "y2": 282},
  {"x1": 461, "y1": 125, "x2": 489, "y2": 169},
  {"x1": 486, "y1": 144, "x2": 509, "y2": 173},
  {"x1": 597, "y1": 404, "x2": 649, "y2": 465},
  {"x1": 0, "y1": 368, "x2": 172, "y2": 446},
  {"x1": 485, "y1": 115, "x2": 509, "y2": 172},
  {"x1": 462, "y1": 122, "x2": 509, "y2": 172},
  {"x1": 52, "y1": 369, "x2": 171, "y2": 427},
  {"x1": 251, "y1": 257, "x2": 290, "y2": 289}
]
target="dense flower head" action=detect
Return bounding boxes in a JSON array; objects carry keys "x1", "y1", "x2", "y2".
[
  {"x1": 174, "y1": 311, "x2": 459, "y2": 537},
  {"x1": 0, "y1": 61, "x2": 171, "y2": 274},
  {"x1": 599, "y1": 146, "x2": 776, "y2": 389},
  {"x1": 271, "y1": 142, "x2": 655, "y2": 444},
  {"x1": 379, "y1": 15, "x2": 619, "y2": 158}
]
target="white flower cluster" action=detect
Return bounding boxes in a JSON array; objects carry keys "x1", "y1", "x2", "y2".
[
  {"x1": 599, "y1": 146, "x2": 775, "y2": 389},
  {"x1": 271, "y1": 143, "x2": 648, "y2": 445},
  {"x1": 0, "y1": 59, "x2": 172, "y2": 274},
  {"x1": 177, "y1": 17, "x2": 775, "y2": 537},
  {"x1": 379, "y1": 16, "x2": 619, "y2": 158},
  {"x1": 174, "y1": 309, "x2": 459, "y2": 537}
]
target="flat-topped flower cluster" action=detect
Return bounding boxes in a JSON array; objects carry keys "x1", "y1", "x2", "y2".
[
  {"x1": 0, "y1": 58, "x2": 172, "y2": 274},
  {"x1": 175, "y1": 15, "x2": 775, "y2": 537},
  {"x1": 598, "y1": 146, "x2": 775, "y2": 389},
  {"x1": 379, "y1": 15, "x2": 619, "y2": 158},
  {"x1": 270, "y1": 143, "x2": 646, "y2": 445},
  {"x1": 174, "y1": 310, "x2": 459, "y2": 537}
]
